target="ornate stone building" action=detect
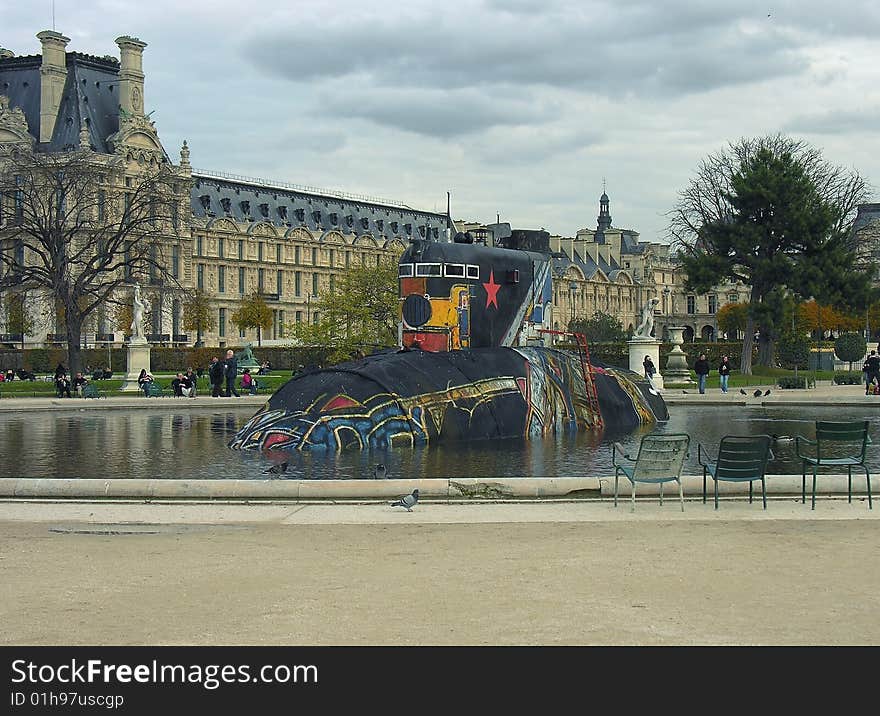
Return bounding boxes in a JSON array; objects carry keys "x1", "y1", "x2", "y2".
[
  {"x1": 0, "y1": 30, "x2": 448, "y2": 348},
  {"x1": 462, "y1": 192, "x2": 749, "y2": 342},
  {"x1": 1, "y1": 29, "x2": 754, "y2": 351}
]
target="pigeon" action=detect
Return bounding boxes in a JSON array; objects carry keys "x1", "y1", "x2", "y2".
[
  {"x1": 263, "y1": 461, "x2": 289, "y2": 475},
  {"x1": 391, "y1": 488, "x2": 419, "y2": 512},
  {"x1": 373, "y1": 463, "x2": 387, "y2": 479},
  {"x1": 753, "y1": 389, "x2": 763, "y2": 397},
  {"x1": 739, "y1": 389, "x2": 747, "y2": 395},
  {"x1": 682, "y1": 390, "x2": 689, "y2": 394},
  {"x1": 764, "y1": 389, "x2": 771, "y2": 396}
]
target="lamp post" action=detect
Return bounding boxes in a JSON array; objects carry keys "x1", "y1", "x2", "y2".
[
  {"x1": 569, "y1": 282, "x2": 577, "y2": 328},
  {"x1": 307, "y1": 293, "x2": 315, "y2": 324}
]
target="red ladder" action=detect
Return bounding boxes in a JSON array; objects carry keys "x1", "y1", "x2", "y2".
[{"x1": 537, "y1": 329, "x2": 604, "y2": 429}]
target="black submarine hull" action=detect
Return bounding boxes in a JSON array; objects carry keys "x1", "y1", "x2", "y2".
[{"x1": 229, "y1": 346, "x2": 667, "y2": 452}]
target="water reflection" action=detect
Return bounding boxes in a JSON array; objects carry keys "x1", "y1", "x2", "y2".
[{"x1": 1, "y1": 405, "x2": 879, "y2": 480}]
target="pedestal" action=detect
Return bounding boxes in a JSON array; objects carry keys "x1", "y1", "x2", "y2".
[
  {"x1": 664, "y1": 326, "x2": 695, "y2": 385},
  {"x1": 121, "y1": 339, "x2": 151, "y2": 392},
  {"x1": 628, "y1": 337, "x2": 664, "y2": 391}
]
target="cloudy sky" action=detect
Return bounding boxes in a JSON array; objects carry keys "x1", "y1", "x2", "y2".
[{"x1": 3, "y1": 0, "x2": 879, "y2": 241}]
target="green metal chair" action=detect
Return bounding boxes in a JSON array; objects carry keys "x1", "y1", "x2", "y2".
[
  {"x1": 698, "y1": 435, "x2": 773, "y2": 509},
  {"x1": 613, "y1": 434, "x2": 690, "y2": 512},
  {"x1": 795, "y1": 421, "x2": 872, "y2": 510}
]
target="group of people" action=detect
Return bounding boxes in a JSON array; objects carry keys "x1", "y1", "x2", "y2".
[
  {"x1": 643, "y1": 353, "x2": 733, "y2": 395},
  {"x1": 138, "y1": 367, "x2": 199, "y2": 397},
  {"x1": 692, "y1": 353, "x2": 732, "y2": 394},
  {"x1": 0, "y1": 368, "x2": 35, "y2": 382},
  {"x1": 53, "y1": 363, "x2": 89, "y2": 398},
  {"x1": 208, "y1": 349, "x2": 256, "y2": 397}
]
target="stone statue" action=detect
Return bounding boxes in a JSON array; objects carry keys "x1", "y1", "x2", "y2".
[
  {"x1": 635, "y1": 297, "x2": 659, "y2": 338},
  {"x1": 236, "y1": 343, "x2": 257, "y2": 366},
  {"x1": 131, "y1": 283, "x2": 145, "y2": 340}
]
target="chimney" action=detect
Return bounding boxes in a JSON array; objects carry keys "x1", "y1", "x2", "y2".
[
  {"x1": 115, "y1": 35, "x2": 147, "y2": 116},
  {"x1": 36, "y1": 30, "x2": 69, "y2": 142}
]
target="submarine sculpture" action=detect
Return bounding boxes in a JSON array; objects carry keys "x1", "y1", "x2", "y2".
[{"x1": 229, "y1": 229, "x2": 668, "y2": 452}]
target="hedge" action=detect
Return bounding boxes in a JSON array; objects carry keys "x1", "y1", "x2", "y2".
[
  {"x1": 833, "y1": 372, "x2": 864, "y2": 385},
  {"x1": 0, "y1": 345, "x2": 339, "y2": 374}
]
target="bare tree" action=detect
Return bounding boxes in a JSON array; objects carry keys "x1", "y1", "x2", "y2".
[{"x1": 0, "y1": 146, "x2": 186, "y2": 374}]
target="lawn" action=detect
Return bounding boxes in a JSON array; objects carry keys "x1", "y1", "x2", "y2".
[
  {"x1": 0, "y1": 372, "x2": 293, "y2": 398},
  {"x1": 665, "y1": 366, "x2": 836, "y2": 389}
]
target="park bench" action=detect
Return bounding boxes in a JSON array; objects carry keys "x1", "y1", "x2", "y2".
[
  {"x1": 144, "y1": 382, "x2": 166, "y2": 397},
  {"x1": 82, "y1": 384, "x2": 104, "y2": 399}
]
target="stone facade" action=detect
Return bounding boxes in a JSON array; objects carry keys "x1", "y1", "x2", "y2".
[{"x1": 0, "y1": 30, "x2": 447, "y2": 349}]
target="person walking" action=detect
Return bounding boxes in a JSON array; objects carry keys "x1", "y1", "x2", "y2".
[
  {"x1": 184, "y1": 367, "x2": 198, "y2": 397},
  {"x1": 865, "y1": 350, "x2": 880, "y2": 395},
  {"x1": 642, "y1": 355, "x2": 656, "y2": 384},
  {"x1": 694, "y1": 353, "x2": 710, "y2": 394},
  {"x1": 223, "y1": 349, "x2": 240, "y2": 397},
  {"x1": 209, "y1": 356, "x2": 224, "y2": 398},
  {"x1": 718, "y1": 355, "x2": 732, "y2": 394}
]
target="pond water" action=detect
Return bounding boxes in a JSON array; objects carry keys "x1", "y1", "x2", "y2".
[{"x1": 1, "y1": 405, "x2": 879, "y2": 480}]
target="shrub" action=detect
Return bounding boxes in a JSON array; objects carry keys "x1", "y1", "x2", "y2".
[
  {"x1": 776, "y1": 331, "x2": 810, "y2": 369},
  {"x1": 835, "y1": 333, "x2": 867, "y2": 371},
  {"x1": 777, "y1": 376, "x2": 807, "y2": 389},
  {"x1": 833, "y1": 372, "x2": 864, "y2": 385}
]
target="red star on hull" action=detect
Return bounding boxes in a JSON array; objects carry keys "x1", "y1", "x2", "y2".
[{"x1": 483, "y1": 270, "x2": 500, "y2": 309}]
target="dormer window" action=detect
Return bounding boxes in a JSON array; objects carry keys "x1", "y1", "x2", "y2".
[
  {"x1": 390, "y1": 221, "x2": 398, "y2": 233},
  {"x1": 345, "y1": 215, "x2": 354, "y2": 227},
  {"x1": 404, "y1": 223, "x2": 412, "y2": 235},
  {"x1": 294, "y1": 208, "x2": 305, "y2": 222},
  {"x1": 311, "y1": 211, "x2": 322, "y2": 224},
  {"x1": 376, "y1": 219, "x2": 384, "y2": 232},
  {"x1": 240, "y1": 200, "x2": 251, "y2": 216},
  {"x1": 360, "y1": 217, "x2": 369, "y2": 230},
  {"x1": 259, "y1": 203, "x2": 270, "y2": 218},
  {"x1": 277, "y1": 206, "x2": 288, "y2": 221},
  {"x1": 418, "y1": 225, "x2": 426, "y2": 237},
  {"x1": 220, "y1": 197, "x2": 232, "y2": 215},
  {"x1": 199, "y1": 195, "x2": 211, "y2": 211},
  {"x1": 329, "y1": 213, "x2": 338, "y2": 226}
]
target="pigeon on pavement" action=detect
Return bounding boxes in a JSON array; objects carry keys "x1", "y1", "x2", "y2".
[
  {"x1": 764, "y1": 389, "x2": 771, "y2": 396},
  {"x1": 753, "y1": 389, "x2": 763, "y2": 397},
  {"x1": 739, "y1": 389, "x2": 747, "y2": 395},
  {"x1": 263, "y1": 461, "x2": 289, "y2": 475},
  {"x1": 373, "y1": 463, "x2": 387, "y2": 479},
  {"x1": 682, "y1": 390, "x2": 688, "y2": 394},
  {"x1": 391, "y1": 488, "x2": 419, "y2": 512}
]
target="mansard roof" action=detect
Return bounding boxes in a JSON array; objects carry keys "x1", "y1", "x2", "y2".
[
  {"x1": 0, "y1": 51, "x2": 122, "y2": 153},
  {"x1": 190, "y1": 171, "x2": 448, "y2": 245},
  {"x1": 854, "y1": 203, "x2": 880, "y2": 232}
]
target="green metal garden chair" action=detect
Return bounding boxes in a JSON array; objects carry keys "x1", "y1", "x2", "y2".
[
  {"x1": 698, "y1": 435, "x2": 773, "y2": 509},
  {"x1": 795, "y1": 421, "x2": 872, "y2": 510},
  {"x1": 612, "y1": 434, "x2": 690, "y2": 512}
]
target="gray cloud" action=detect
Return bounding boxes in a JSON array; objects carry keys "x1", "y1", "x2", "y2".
[
  {"x1": 242, "y1": 3, "x2": 833, "y2": 98},
  {"x1": 315, "y1": 86, "x2": 552, "y2": 137},
  {"x1": 784, "y1": 108, "x2": 880, "y2": 135}
]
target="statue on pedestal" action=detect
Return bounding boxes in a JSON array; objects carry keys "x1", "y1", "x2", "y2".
[
  {"x1": 634, "y1": 297, "x2": 659, "y2": 338},
  {"x1": 131, "y1": 283, "x2": 145, "y2": 341}
]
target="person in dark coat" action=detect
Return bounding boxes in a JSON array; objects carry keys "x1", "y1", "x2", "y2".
[
  {"x1": 224, "y1": 349, "x2": 240, "y2": 397},
  {"x1": 694, "y1": 353, "x2": 710, "y2": 394},
  {"x1": 864, "y1": 350, "x2": 880, "y2": 395},
  {"x1": 209, "y1": 356, "x2": 224, "y2": 398},
  {"x1": 642, "y1": 355, "x2": 656, "y2": 382},
  {"x1": 718, "y1": 355, "x2": 732, "y2": 394}
]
